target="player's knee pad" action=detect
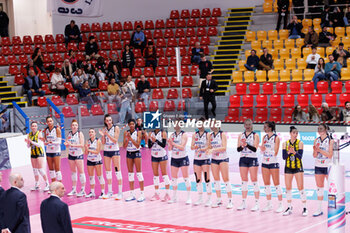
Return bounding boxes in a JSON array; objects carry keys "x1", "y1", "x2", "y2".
[
  {"x1": 115, "y1": 171, "x2": 122, "y2": 180},
  {"x1": 206, "y1": 182, "x2": 212, "y2": 193},
  {"x1": 184, "y1": 178, "x2": 191, "y2": 189},
  {"x1": 275, "y1": 185, "x2": 282, "y2": 196},
  {"x1": 49, "y1": 170, "x2": 56, "y2": 179},
  {"x1": 171, "y1": 178, "x2": 178, "y2": 187},
  {"x1": 163, "y1": 175, "x2": 170, "y2": 186},
  {"x1": 38, "y1": 168, "x2": 46, "y2": 177},
  {"x1": 194, "y1": 172, "x2": 200, "y2": 183},
  {"x1": 153, "y1": 176, "x2": 160, "y2": 186},
  {"x1": 204, "y1": 172, "x2": 210, "y2": 183},
  {"x1": 299, "y1": 189, "x2": 306, "y2": 201},
  {"x1": 106, "y1": 171, "x2": 112, "y2": 180},
  {"x1": 98, "y1": 176, "x2": 105, "y2": 185},
  {"x1": 56, "y1": 171, "x2": 62, "y2": 181},
  {"x1": 253, "y1": 182, "x2": 259, "y2": 193},
  {"x1": 214, "y1": 181, "x2": 220, "y2": 191},
  {"x1": 79, "y1": 173, "x2": 86, "y2": 184},
  {"x1": 137, "y1": 172, "x2": 144, "y2": 182},
  {"x1": 241, "y1": 181, "x2": 248, "y2": 191},
  {"x1": 71, "y1": 172, "x2": 77, "y2": 181},
  {"x1": 265, "y1": 185, "x2": 271, "y2": 195},
  {"x1": 33, "y1": 168, "x2": 39, "y2": 176},
  {"x1": 286, "y1": 189, "x2": 292, "y2": 201},
  {"x1": 225, "y1": 182, "x2": 232, "y2": 193},
  {"x1": 89, "y1": 176, "x2": 95, "y2": 185},
  {"x1": 317, "y1": 187, "x2": 324, "y2": 197},
  {"x1": 114, "y1": 166, "x2": 118, "y2": 172},
  {"x1": 128, "y1": 172, "x2": 135, "y2": 182}
]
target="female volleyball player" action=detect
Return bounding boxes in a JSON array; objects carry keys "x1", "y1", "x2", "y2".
[
  {"x1": 25, "y1": 122, "x2": 49, "y2": 191},
  {"x1": 237, "y1": 119, "x2": 260, "y2": 211},
  {"x1": 191, "y1": 117, "x2": 212, "y2": 207},
  {"x1": 209, "y1": 122, "x2": 233, "y2": 209},
  {"x1": 64, "y1": 119, "x2": 86, "y2": 197},
  {"x1": 146, "y1": 128, "x2": 171, "y2": 202},
  {"x1": 99, "y1": 114, "x2": 123, "y2": 199},
  {"x1": 260, "y1": 121, "x2": 283, "y2": 213},
  {"x1": 123, "y1": 119, "x2": 144, "y2": 202},
  {"x1": 85, "y1": 128, "x2": 107, "y2": 199},
  {"x1": 168, "y1": 119, "x2": 191, "y2": 205},
  {"x1": 43, "y1": 116, "x2": 62, "y2": 183},
  {"x1": 313, "y1": 123, "x2": 333, "y2": 217}
]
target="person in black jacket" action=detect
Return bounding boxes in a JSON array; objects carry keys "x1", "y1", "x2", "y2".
[
  {"x1": 24, "y1": 69, "x2": 45, "y2": 106},
  {"x1": 64, "y1": 20, "x2": 82, "y2": 45},
  {"x1": 287, "y1": 15, "x2": 303, "y2": 39},
  {"x1": 0, "y1": 173, "x2": 30, "y2": 233},
  {"x1": 0, "y1": 172, "x2": 4, "y2": 195},
  {"x1": 319, "y1": 26, "x2": 336, "y2": 45},
  {"x1": 200, "y1": 74, "x2": 218, "y2": 119},
  {"x1": 198, "y1": 54, "x2": 213, "y2": 79},
  {"x1": 191, "y1": 42, "x2": 204, "y2": 64},
  {"x1": 130, "y1": 26, "x2": 147, "y2": 53},
  {"x1": 244, "y1": 49, "x2": 259, "y2": 71},
  {"x1": 259, "y1": 47, "x2": 273, "y2": 71},
  {"x1": 85, "y1": 36, "x2": 99, "y2": 60},
  {"x1": 122, "y1": 44, "x2": 135, "y2": 74},
  {"x1": 276, "y1": 0, "x2": 289, "y2": 30},
  {"x1": 0, "y1": 6, "x2": 9, "y2": 37},
  {"x1": 330, "y1": 7, "x2": 344, "y2": 28},
  {"x1": 321, "y1": 6, "x2": 331, "y2": 27},
  {"x1": 40, "y1": 182, "x2": 73, "y2": 233}
]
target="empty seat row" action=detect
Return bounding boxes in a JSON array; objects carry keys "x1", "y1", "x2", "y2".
[{"x1": 170, "y1": 8, "x2": 221, "y2": 19}]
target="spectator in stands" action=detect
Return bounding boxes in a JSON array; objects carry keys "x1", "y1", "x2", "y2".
[
  {"x1": 319, "y1": 26, "x2": 336, "y2": 45},
  {"x1": 321, "y1": 6, "x2": 331, "y2": 27},
  {"x1": 85, "y1": 36, "x2": 99, "y2": 60},
  {"x1": 68, "y1": 49, "x2": 78, "y2": 71},
  {"x1": 344, "y1": 6, "x2": 350, "y2": 26},
  {"x1": 23, "y1": 69, "x2": 45, "y2": 106},
  {"x1": 332, "y1": 42, "x2": 350, "y2": 67},
  {"x1": 107, "y1": 54, "x2": 122, "y2": 80},
  {"x1": 107, "y1": 66, "x2": 121, "y2": 85},
  {"x1": 25, "y1": 59, "x2": 39, "y2": 76},
  {"x1": 200, "y1": 74, "x2": 218, "y2": 119},
  {"x1": 308, "y1": 104, "x2": 320, "y2": 122},
  {"x1": 126, "y1": 75, "x2": 136, "y2": 90},
  {"x1": 330, "y1": 7, "x2": 344, "y2": 28},
  {"x1": 122, "y1": 44, "x2": 135, "y2": 74},
  {"x1": 72, "y1": 68, "x2": 87, "y2": 90},
  {"x1": 0, "y1": 6, "x2": 9, "y2": 37},
  {"x1": 131, "y1": 25, "x2": 146, "y2": 53},
  {"x1": 276, "y1": 0, "x2": 289, "y2": 30},
  {"x1": 78, "y1": 80, "x2": 100, "y2": 108},
  {"x1": 118, "y1": 79, "x2": 138, "y2": 124},
  {"x1": 287, "y1": 15, "x2": 303, "y2": 39},
  {"x1": 325, "y1": 54, "x2": 341, "y2": 81},
  {"x1": 312, "y1": 58, "x2": 326, "y2": 92},
  {"x1": 137, "y1": 74, "x2": 151, "y2": 108},
  {"x1": 51, "y1": 68, "x2": 69, "y2": 98},
  {"x1": 292, "y1": 0, "x2": 304, "y2": 19},
  {"x1": 0, "y1": 98, "x2": 9, "y2": 132},
  {"x1": 244, "y1": 49, "x2": 259, "y2": 72},
  {"x1": 306, "y1": 46, "x2": 320, "y2": 69},
  {"x1": 95, "y1": 57, "x2": 106, "y2": 73},
  {"x1": 259, "y1": 47, "x2": 273, "y2": 71},
  {"x1": 199, "y1": 54, "x2": 213, "y2": 82},
  {"x1": 144, "y1": 41, "x2": 157, "y2": 72},
  {"x1": 302, "y1": 26, "x2": 318, "y2": 52},
  {"x1": 339, "y1": 101, "x2": 350, "y2": 124},
  {"x1": 64, "y1": 20, "x2": 82, "y2": 45},
  {"x1": 80, "y1": 59, "x2": 95, "y2": 77},
  {"x1": 321, "y1": 102, "x2": 336, "y2": 121},
  {"x1": 292, "y1": 105, "x2": 308, "y2": 122},
  {"x1": 191, "y1": 42, "x2": 204, "y2": 64},
  {"x1": 32, "y1": 48, "x2": 47, "y2": 74},
  {"x1": 61, "y1": 59, "x2": 74, "y2": 83},
  {"x1": 107, "y1": 77, "x2": 121, "y2": 104}
]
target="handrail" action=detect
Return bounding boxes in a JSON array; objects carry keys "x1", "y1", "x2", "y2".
[
  {"x1": 47, "y1": 99, "x2": 66, "y2": 150},
  {"x1": 12, "y1": 101, "x2": 29, "y2": 134}
]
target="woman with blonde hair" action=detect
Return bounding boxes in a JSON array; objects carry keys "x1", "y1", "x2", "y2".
[{"x1": 308, "y1": 105, "x2": 320, "y2": 122}]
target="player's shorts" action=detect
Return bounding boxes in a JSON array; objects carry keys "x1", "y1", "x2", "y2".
[
  {"x1": 46, "y1": 153, "x2": 60, "y2": 158},
  {"x1": 87, "y1": 160, "x2": 103, "y2": 166},
  {"x1": 193, "y1": 159, "x2": 211, "y2": 166},
  {"x1": 151, "y1": 155, "x2": 168, "y2": 162},
  {"x1": 31, "y1": 154, "x2": 44, "y2": 159},
  {"x1": 315, "y1": 166, "x2": 328, "y2": 175},
  {"x1": 211, "y1": 158, "x2": 229, "y2": 165},
  {"x1": 126, "y1": 151, "x2": 141, "y2": 159},
  {"x1": 239, "y1": 157, "x2": 259, "y2": 167},
  {"x1": 262, "y1": 163, "x2": 280, "y2": 169},
  {"x1": 104, "y1": 150, "x2": 120, "y2": 158},
  {"x1": 171, "y1": 157, "x2": 190, "y2": 168},
  {"x1": 68, "y1": 154, "x2": 84, "y2": 160},
  {"x1": 284, "y1": 167, "x2": 304, "y2": 174}
]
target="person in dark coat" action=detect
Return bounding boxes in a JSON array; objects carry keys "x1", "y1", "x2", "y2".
[
  {"x1": 0, "y1": 6, "x2": 9, "y2": 37},
  {"x1": 40, "y1": 182, "x2": 73, "y2": 233},
  {"x1": 276, "y1": 0, "x2": 289, "y2": 30},
  {"x1": 0, "y1": 173, "x2": 30, "y2": 233},
  {"x1": 0, "y1": 172, "x2": 3, "y2": 230},
  {"x1": 64, "y1": 20, "x2": 82, "y2": 45},
  {"x1": 200, "y1": 74, "x2": 218, "y2": 119},
  {"x1": 23, "y1": 69, "x2": 45, "y2": 106}
]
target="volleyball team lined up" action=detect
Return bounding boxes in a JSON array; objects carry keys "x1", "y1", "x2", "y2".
[{"x1": 26, "y1": 116, "x2": 333, "y2": 217}]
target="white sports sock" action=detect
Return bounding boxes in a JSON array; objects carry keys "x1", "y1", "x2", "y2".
[
  {"x1": 118, "y1": 184, "x2": 122, "y2": 194},
  {"x1": 108, "y1": 184, "x2": 112, "y2": 193}
]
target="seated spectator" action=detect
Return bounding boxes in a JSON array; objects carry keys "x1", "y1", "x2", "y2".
[
  {"x1": 306, "y1": 46, "x2": 320, "y2": 69},
  {"x1": 244, "y1": 49, "x2": 259, "y2": 72},
  {"x1": 339, "y1": 101, "x2": 350, "y2": 124},
  {"x1": 78, "y1": 80, "x2": 100, "y2": 108},
  {"x1": 332, "y1": 42, "x2": 350, "y2": 67},
  {"x1": 23, "y1": 69, "x2": 45, "y2": 106},
  {"x1": 319, "y1": 26, "x2": 336, "y2": 45},
  {"x1": 321, "y1": 5, "x2": 331, "y2": 27},
  {"x1": 107, "y1": 77, "x2": 121, "y2": 104},
  {"x1": 344, "y1": 6, "x2": 350, "y2": 26},
  {"x1": 287, "y1": 15, "x2": 303, "y2": 39},
  {"x1": 107, "y1": 66, "x2": 121, "y2": 84},
  {"x1": 308, "y1": 104, "x2": 320, "y2": 122},
  {"x1": 122, "y1": 44, "x2": 135, "y2": 74},
  {"x1": 68, "y1": 49, "x2": 78, "y2": 71},
  {"x1": 131, "y1": 25, "x2": 146, "y2": 53},
  {"x1": 199, "y1": 54, "x2": 213, "y2": 81},
  {"x1": 312, "y1": 58, "x2": 326, "y2": 92},
  {"x1": 85, "y1": 36, "x2": 99, "y2": 60},
  {"x1": 330, "y1": 7, "x2": 344, "y2": 28},
  {"x1": 107, "y1": 54, "x2": 121, "y2": 76},
  {"x1": 25, "y1": 59, "x2": 39, "y2": 76},
  {"x1": 136, "y1": 74, "x2": 151, "y2": 108},
  {"x1": 95, "y1": 56, "x2": 106, "y2": 73},
  {"x1": 325, "y1": 54, "x2": 341, "y2": 81},
  {"x1": 64, "y1": 20, "x2": 82, "y2": 45},
  {"x1": 50, "y1": 68, "x2": 68, "y2": 98},
  {"x1": 0, "y1": 98, "x2": 9, "y2": 132},
  {"x1": 259, "y1": 47, "x2": 273, "y2": 70},
  {"x1": 302, "y1": 26, "x2": 318, "y2": 52},
  {"x1": 80, "y1": 59, "x2": 95, "y2": 77},
  {"x1": 144, "y1": 41, "x2": 157, "y2": 72},
  {"x1": 61, "y1": 59, "x2": 74, "y2": 82},
  {"x1": 292, "y1": 105, "x2": 307, "y2": 122},
  {"x1": 72, "y1": 68, "x2": 87, "y2": 90},
  {"x1": 136, "y1": 117, "x2": 146, "y2": 147},
  {"x1": 191, "y1": 42, "x2": 204, "y2": 64},
  {"x1": 32, "y1": 48, "x2": 47, "y2": 74},
  {"x1": 321, "y1": 102, "x2": 337, "y2": 121},
  {"x1": 126, "y1": 75, "x2": 136, "y2": 90},
  {"x1": 118, "y1": 79, "x2": 138, "y2": 124},
  {"x1": 88, "y1": 74, "x2": 98, "y2": 89}
]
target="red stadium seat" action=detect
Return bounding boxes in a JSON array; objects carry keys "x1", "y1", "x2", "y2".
[
  {"x1": 54, "y1": 34, "x2": 64, "y2": 44},
  {"x1": 317, "y1": 81, "x2": 329, "y2": 94},
  {"x1": 1, "y1": 37, "x2": 11, "y2": 46},
  {"x1": 240, "y1": 108, "x2": 253, "y2": 121},
  {"x1": 66, "y1": 94, "x2": 79, "y2": 105},
  {"x1": 197, "y1": 27, "x2": 207, "y2": 37},
  {"x1": 44, "y1": 35, "x2": 55, "y2": 44},
  {"x1": 158, "y1": 57, "x2": 168, "y2": 66},
  {"x1": 23, "y1": 35, "x2": 33, "y2": 45},
  {"x1": 12, "y1": 36, "x2": 21, "y2": 45},
  {"x1": 156, "y1": 38, "x2": 166, "y2": 48},
  {"x1": 100, "y1": 41, "x2": 111, "y2": 50},
  {"x1": 331, "y1": 81, "x2": 343, "y2": 94},
  {"x1": 181, "y1": 65, "x2": 189, "y2": 76},
  {"x1": 289, "y1": 82, "x2": 301, "y2": 94},
  {"x1": 155, "y1": 66, "x2": 166, "y2": 77},
  {"x1": 7, "y1": 55, "x2": 18, "y2": 65},
  {"x1": 123, "y1": 21, "x2": 133, "y2": 31},
  {"x1": 167, "y1": 66, "x2": 177, "y2": 76},
  {"x1": 208, "y1": 17, "x2": 218, "y2": 26},
  {"x1": 14, "y1": 74, "x2": 24, "y2": 85},
  {"x1": 42, "y1": 53, "x2": 52, "y2": 63},
  {"x1": 79, "y1": 106, "x2": 90, "y2": 117},
  {"x1": 276, "y1": 82, "x2": 287, "y2": 95},
  {"x1": 207, "y1": 27, "x2": 218, "y2": 36},
  {"x1": 102, "y1": 22, "x2": 112, "y2": 31},
  {"x1": 135, "y1": 58, "x2": 144, "y2": 68},
  {"x1": 63, "y1": 82, "x2": 74, "y2": 93},
  {"x1": 62, "y1": 106, "x2": 76, "y2": 118},
  {"x1": 164, "y1": 100, "x2": 176, "y2": 112},
  {"x1": 229, "y1": 95, "x2": 241, "y2": 108},
  {"x1": 167, "y1": 38, "x2": 178, "y2": 47},
  {"x1": 145, "y1": 20, "x2": 155, "y2": 30},
  {"x1": 249, "y1": 83, "x2": 260, "y2": 95},
  {"x1": 270, "y1": 108, "x2": 282, "y2": 121},
  {"x1": 345, "y1": 81, "x2": 350, "y2": 93},
  {"x1": 45, "y1": 44, "x2": 56, "y2": 53},
  {"x1": 99, "y1": 32, "x2": 109, "y2": 41},
  {"x1": 41, "y1": 84, "x2": 52, "y2": 94},
  {"x1": 37, "y1": 96, "x2": 47, "y2": 107},
  {"x1": 165, "y1": 47, "x2": 176, "y2": 57},
  {"x1": 56, "y1": 43, "x2": 66, "y2": 53},
  {"x1": 22, "y1": 45, "x2": 33, "y2": 54},
  {"x1": 1, "y1": 46, "x2": 11, "y2": 55},
  {"x1": 182, "y1": 76, "x2": 193, "y2": 86},
  {"x1": 177, "y1": 100, "x2": 186, "y2": 111},
  {"x1": 311, "y1": 94, "x2": 322, "y2": 107},
  {"x1": 212, "y1": 8, "x2": 222, "y2": 17},
  {"x1": 242, "y1": 95, "x2": 254, "y2": 107},
  {"x1": 303, "y1": 81, "x2": 314, "y2": 94},
  {"x1": 144, "y1": 67, "x2": 155, "y2": 77},
  {"x1": 170, "y1": 77, "x2": 180, "y2": 87},
  {"x1": 191, "y1": 9, "x2": 201, "y2": 18},
  {"x1": 185, "y1": 28, "x2": 196, "y2": 37},
  {"x1": 169, "y1": 56, "x2": 177, "y2": 66},
  {"x1": 167, "y1": 89, "x2": 178, "y2": 99},
  {"x1": 202, "y1": 8, "x2": 211, "y2": 17},
  {"x1": 52, "y1": 96, "x2": 64, "y2": 106},
  {"x1": 176, "y1": 19, "x2": 187, "y2": 28},
  {"x1": 34, "y1": 35, "x2": 44, "y2": 44},
  {"x1": 91, "y1": 22, "x2": 101, "y2": 32},
  {"x1": 99, "y1": 80, "x2": 108, "y2": 91},
  {"x1": 80, "y1": 23, "x2": 91, "y2": 33},
  {"x1": 256, "y1": 95, "x2": 267, "y2": 107},
  {"x1": 153, "y1": 29, "x2": 163, "y2": 39},
  {"x1": 181, "y1": 56, "x2": 191, "y2": 65},
  {"x1": 170, "y1": 10, "x2": 180, "y2": 19},
  {"x1": 256, "y1": 108, "x2": 268, "y2": 122},
  {"x1": 189, "y1": 36, "x2": 199, "y2": 46},
  {"x1": 121, "y1": 31, "x2": 130, "y2": 40},
  {"x1": 52, "y1": 53, "x2": 63, "y2": 62},
  {"x1": 152, "y1": 88, "x2": 164, "y2": 99},
  {"x1": 182, "y1": 88, "x2": 192, "y2": 98},
  {"x1": 134, "y1": 78, "x2": 140, "y2": 87},
  {"x1": 149, "y1": 101, "x2": 159, "y2": 111},
  {"x1": 187, "y1": 18, "x2": 197, "y2": 27},
  {"x1": 190, "y1": 65, "x2": 198, "y2": 76},
  {"x1": 326, "y1": 93, "x2": 337, "y2": 107},
  {"x1": 121, "y1": 68, "x2": 130, "y2": 78},
  {"x1": 164, "y1": 29, "x2": 174, "y2": 38},
  {"x1": 269, "y1": 94, "x2": 281, "y2": 107},
  {"x1": 297, "y1": 94, "x2": 309, "y2": 107},
  {"x1": 12, "y1": 46, "x2": 23, "y2": 55},
  {"x1": 200, "y1": 36, "x2": 211, "y2": 45},
  {"x1": 181, "y1": 9, "x2": 190, "y2": 18},
  {"x1": 107, "y1": 103, "x2": 118, "y2": 115},
  {"x1": 340, "y1": 93, "x2": 350, "y2": 106},
  {"x1": 178, "y1": 37, "x2": 188, "y2": 47},
  {"x1": 156, "y1": 48, "x2": 164, "y2": 57},
  {"x1": 262, "y1": 83, "x2": 274, "y2": 95},
  {"x1": 135, "y1": 101, "x2": 147, "y2": 113},
  {"x1": 236, "y1": 83, "x2": 247, "y2": 95},
  {"x1": 91, "y1": 104, "x2": 104, "y2": 115},
  {"x1": 134, "y1": 20, "x2": 143, "y2": 29},
  {"x1": 112, "y1": 41, "x2": 122, "y2": 50},
  {"x1": 148, "y1": 78, "x2": 157, "y2": 88},
  {"x1": 197, "y1": 18, "x2": 208, "y2": 27},
  {"x1": 166, "y1": 19, "x2": 176, "y2": 28},
  {"x1": 228, "y1": 108, "x2": 239, "y2": 119},
  {"x1": 109, "y1": 32, "x2": 120, "y2": 41},
  {"x1": 9, "y1": 65, "x2": 20, "y2": 75},
  {"x1": 175, "y1": 28, "x2": 185, "y2": 38},
  {"x1": 155, "y1": 19, "x2": 165, "y2": 29},
  {"x1": 112, "y1": 22, "x2": 122, "y2": 31},
  {"x1": 158, "y1": 77, "x2": 169, "y2": 88},
  {"x1": 283, "y1": 94, "x2": 295, "y2": 107},
  {"x1": 0, "y1": 56, "x2": 6, "y2": 66}
]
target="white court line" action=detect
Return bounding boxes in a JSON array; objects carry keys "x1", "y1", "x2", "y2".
[{"x1": 295, "y1": 219, "x2": 328, "y2": 233}]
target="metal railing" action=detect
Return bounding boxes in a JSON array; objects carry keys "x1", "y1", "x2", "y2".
[{"x1": 11, "y1": 101, "x2": 29, "y2": 134}]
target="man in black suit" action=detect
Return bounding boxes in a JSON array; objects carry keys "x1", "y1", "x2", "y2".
[
  {"x1": 40, "y1": 182, "x2": 73, "y2": 233},
  {"x1": 200, "y1": 74, "x2": 218, "y2": 119},
  {"x1": 0, "y1": 173, "x2": 30, "y2": 233},
  {"x1": 0, "y1": 172, "x2": 4, "y2": 231},
  {"x1": 64, "y1": 20, "x2": 82, "y2": 45},
  {"x1": 23, "y1": 69, "x2": 45, "y2": 106}
]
